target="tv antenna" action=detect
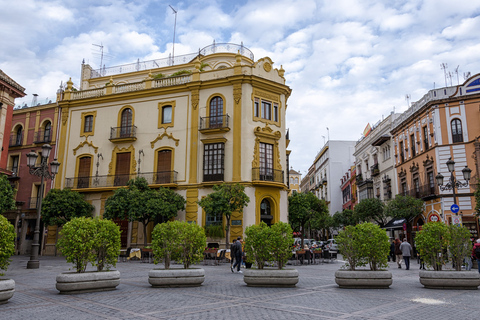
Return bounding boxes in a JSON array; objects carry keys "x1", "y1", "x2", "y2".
[
  {"x1": 92, "y1": 43, "x2": 104, "y2": 69},
  {"x1": 464, "y1": 71, "x2": 471, "y2": 80},
  {"x1": 454, "y1": 65, "x2": 460, "y2": 85},
  {"x1": 405, "y1": 94, "x2": 411, "y2": 107},
  {"x1": 440, "y1": 63, "x2": 448, "y2": 87},
  {"x1": 169, "y1": 5, "x2": 178, "y2": 65}
]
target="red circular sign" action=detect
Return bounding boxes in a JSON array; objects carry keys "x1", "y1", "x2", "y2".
[{"x1": 428, "y1": 213, "x2": 441, "y2": 222}]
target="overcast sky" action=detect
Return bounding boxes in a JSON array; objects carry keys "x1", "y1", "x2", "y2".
[{"x1": 2, "y1": 0, "x2": 480, "y2": 175}]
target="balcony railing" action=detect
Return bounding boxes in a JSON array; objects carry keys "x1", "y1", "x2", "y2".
[
  {"x1": 402, "y1": 183, "x2": 439, "y2": 200},
  {"x1": 252, "y1": 168, "x2": 284, "y2": 183},
  {"x1": 33, "y1": 129, "x2": 52, "y2": 144},
  {"x1": 371, "y1": 163, "x2": 380, "y2": 176},
  {"x1": 65, "y1": 171, "x2": 178, "y2": 189},
  {"x1": 199, "y1": 115, "x2": 230, "y2": 130},
  {"x1": 356, "y1": 174, "x2": 363, "y2": 183},
  {"x1": 110, "y1": 125, "x2": 137, "y2": 140},
  {"x1": 9, "y1": 134, "x2": 23, "y2": 147}
]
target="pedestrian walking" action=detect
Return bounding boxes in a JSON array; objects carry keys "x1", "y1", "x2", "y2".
[
  {"x1": 473, "y1": 238, "x2": 480, "y2": 274},
  {"x1": 400, "y1": 238, "x2": 413, "y2": 270},
  {"x1": 394, "y1": 238, "x2": 403, "y2": 268},
  {"x1": 232, "y1": 236, "x2": 243, "y2": 273},
  {"x1": 230, "y1": 239, "x2": 237, "y2": 273},
  {"x1": 390, "y1": 239, "x2": 396, "y2": 262}
]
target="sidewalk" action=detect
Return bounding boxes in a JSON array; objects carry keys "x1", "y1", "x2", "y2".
[{"x1": 1, "y1": 255, "x2": 479, "y2": 320}]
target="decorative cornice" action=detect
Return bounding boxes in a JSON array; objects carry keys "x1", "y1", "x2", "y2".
[
  {"x1": 150, "y1": 129, "x2": 180, "y2": 148},
  {"x1": 73, "y1": 139, "x2": 98, "y2": 155}
]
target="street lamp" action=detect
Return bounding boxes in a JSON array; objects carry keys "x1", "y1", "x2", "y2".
[
  {"x1": 435, "y1": 157, "x2": 471, "y2": 208},
  {"x1": 26, "y1": 144, "x2": 60, "y2": 269}
]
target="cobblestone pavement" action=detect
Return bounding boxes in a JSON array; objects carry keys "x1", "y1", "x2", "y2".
[{"x1": 1, "y1": 255, "x2": 479, "y2": 320}]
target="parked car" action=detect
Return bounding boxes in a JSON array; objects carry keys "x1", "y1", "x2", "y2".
[{"x1": 325, "y1": 238, "x2": 338, "y2": 251}]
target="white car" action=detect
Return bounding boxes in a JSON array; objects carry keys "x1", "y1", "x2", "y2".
[{"x1": 325, "y1": 239, "x2": 338, "y2": 251}]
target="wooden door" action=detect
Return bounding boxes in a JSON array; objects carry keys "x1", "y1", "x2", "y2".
[
  {"x1": 156, "y1": 150, "x2": 172, "y2": 183},
  {"x1": 115, "y1": 153, "x2": 131, "y2": 186},
  {"x1": 78, "y1": 156, "x2": 91, "y2": 188}
]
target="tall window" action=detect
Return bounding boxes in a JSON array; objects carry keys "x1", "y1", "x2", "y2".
[
  {"x1": 84, "y1": 115, "x2": 93, "y2": 132},
  {"x1": 383, "y1": 145, "x2": 391, "y2": 161},
  {"x1": 78, "y1": 156, "x2": 91, "y2": 188},
  {"x1": 260, "y1": 198, "x2": 273, "y2": 226},
  {"x1": 44, "y1": 121, "x2": 52, "y2": 142},
  {"x1": 259, "y1": 142, "x2": 274, "y2": 180},
  {"x1": 423, "y1": 126, "x2": 429, "y2": 150},
  {"x1": 410, "y1": 134, "x2": 416, "y2": 155},
  {"x1": 273, "y1": 103, "x2": 279, "y2": 122},
  {"x1": 162, "y1": 106, "x2": 172, "y2": 124},
  {"x1": 15, "y1": 126, "x2": 22, "y2": 146},
  {"x1": 427, "y1": 170, "x2": 434, "y2": 194},
  {"x1": 399, "y1": 141, "x2": 404, "y2": 163},
  {"x1": 206, "y1": 211, "x2": 222, "y2": 226},
  {"x1": 254, "y1": 98, "x2": 259, "y2": 117},
  {"x1": 261, "y1": 101, "x2": 271, "y2": 120},
  {"x1": 451, "y1": 119, "x2": 463, "y2": 143},
  {"x1": 156, "y1": 150, "x2": 172, "y2": 183},
  {"x1": 203, "y1": 143, "x2": 225, "y2": 181},
  {"x1": 209, "y1": 96, "x2": 223, "y2": 128},
  {"x1": 120, "y1": 108, "x2": 132, "y2": 137},
  {"x1": 10, "y1": 156, "x2": 19, "y2": 174}
]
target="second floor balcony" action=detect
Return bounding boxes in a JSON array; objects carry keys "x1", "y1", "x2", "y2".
[
  {"x1": 371, "y1": 163, "x2": 380, "y2": 176},
  {"x1": 252, "y1": 168, "x2": 284, "y2": 184},
  {"x1": 109, "y1": 125, "x2": 137, "y2": 142},
  {"x1": 9, "y1": 133, "x2": 23, "y2": 147},
  {"x1": 199, "y1": 114, "x2": 230, "y2": 131},
  {"x1": 400, "y1": 182, "x2": 439, "y2": 200},
  {"x1": 33, "y1": 129, "x2": 52, "y2": 144},
  {"x1": 65, "y1": 171, "x2": 178, "y2": 189}
]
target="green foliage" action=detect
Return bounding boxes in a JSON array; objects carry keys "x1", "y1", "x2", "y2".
[
  {"x1": 58, "y1": 217, "x2": 121, "y2": 273},
  {"x1": 153, "y1": 73, "x2": 165, "y2": 79},
  {"x1": 0, "y1": 174, "x2": 16, "y2": 214},
  {"x1": 244, "y1": 222, "x2": 271, "y2": 269},
  {"x1": 332, "y1": 209, "x2": 358, "y2": 228},
  {"x1": 415, "y1": 222, "x2": 449, "y2": 271},
  {"x1": 448, "y1": 224, "x2": 472, "y2": 271},
  {"x1": 204, "y1": 224, "x2": 224, "y2": 238},
  {"x1": 384, "y1": 195, "x2": 423, "y2": 221},
  {"x1": 41, "y1": 188, "x2": 94, "y2": 226},
  {"x1": 104, "y1": 177, "x2": 186, "y2": 247},
  {"x1": 170, "y1": 70, "x2": 192, "y2": 77},
  {"x1": 92, "y1": 219, "x2": 121, "y2": 272},
  {"x1": 58, "y1": 217, "x2": 97, "y2": 273},
  {"x1": 244, "y1": 222, "x2": 294, "y2": 270},
  {"x1": 288, "y1": 192, "x2": 329, "y2": 246},
  {"x1": 0, "y1": 215, "x2": 15, "y2": 276},
  {"x1": 474, "y1": 182, "x2": 480, "y2": 216},
  {"x1": 197, "y1": 183, "x2": 250, "y2": 248},
  {"x1": 336, "y1": 222, "x2": 389, "y2": 271},
  {"x1": 354, "y1": 198, "x2": 388, "y2": 227},
  {"x1": 151, "y1": 221, "x2": 206, "y2": 269},
  {"x1": 199, "y1": 63, "x2": 209, "y2": 72}
]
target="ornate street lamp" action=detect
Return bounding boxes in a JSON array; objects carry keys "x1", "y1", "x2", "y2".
[
  {"x1": 26, "y1": 144, "x2": 60, "y2": 269},
  {"x1": 435, "y1": 157, "x2": 471, "y2": 208}
]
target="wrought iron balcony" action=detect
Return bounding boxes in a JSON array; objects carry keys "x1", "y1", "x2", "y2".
[
  {"x1": 252, "y1": 168, "x2": 284, "y2": 183},
  {"x1": 33, "y1": 129, "x2": 52, "y2": 144},
  {"x1": 199, "y1": 115, "x2": 230, "y2": 131},
  {"x1": 109, "y1": 125, "x2": 137, "y2": 141},
  {"x1": 371, "y1": 163, "x2": 380, "y2": 176},
  {"x1": 356, "y1": 174, "x2": 363, "y2": 183},
  {"x1": 9, "y1": 134, "x2": 23, "y2": 147},
  {"x1": 402, "y1": 183, "x2": 439, "y2": 200},
  {"x1": 65, "y1": 171, "x2": 178, "y2": 189}
]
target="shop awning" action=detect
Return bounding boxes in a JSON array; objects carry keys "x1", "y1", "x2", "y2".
[{"x1": 382, "y1": 218, "x2": 407, "y2": 229}]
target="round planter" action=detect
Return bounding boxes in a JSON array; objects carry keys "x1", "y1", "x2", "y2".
[
  {"x1": 335, "y1": 270, "x2": 393, "y2": 289},
  {"x1": 148, "y1": 268, "x2": 205, "y2": 287},
  {"x1": 56, "y1": 270, "x2": 120, "y2": 294},
  {"x1": 0, "y1": 279, "x2": 15, "y2": 304},
  {"x1": 419, "y1": 270, "x2": 480, "y2": 290},
  {"x1": 243, "y1": 269, "x2": 299, "y2": 287}
]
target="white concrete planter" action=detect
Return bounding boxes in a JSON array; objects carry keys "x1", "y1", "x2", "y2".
[
  {"x1": 56, "y1": 270, "x2": 120, "y2": 294},
  {"x1": 419, "y1": 270, "x2": 480, "y2": 290},
  {"x1": 243, "y1": 269, "x2": 299, "y2": 287},
  {"x1": 0, "y1": 279, "x2": 15, "y2": 304},
  {"x1": 148, "y1": 268, "x2": 205, "y2": 287},
  {"x1": 335, "y1": 270, "x2": 393, "y2": 289}
]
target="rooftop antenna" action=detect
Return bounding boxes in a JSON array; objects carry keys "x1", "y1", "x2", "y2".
[
  {"x1": 169, "y1": 5, "x2": 177, "y2": 65},
  {"x1": 454, "y1": 65, "x2": 460, "y2": 85},
  {"x1": 464, "y1": 71, "x2": 471, "y2": 81},
  {"x1": 405, "y1": 94, "x2": 411, "y2": 107},
  {"x1": 447, "y1": 71, "x2": 453, "y2": 87},
  {"x1": 326, "y1": 127, "x2": 330, "y2": 141},
  {"x1": 440, "y1": 63, "x2": 448, "y2": 87},
  {"x1": 322, "y1": 135, "x2": 326, "y2": 145},
  {"x1": 92, "y1": 43, "x2": 104, "y2": 69}
]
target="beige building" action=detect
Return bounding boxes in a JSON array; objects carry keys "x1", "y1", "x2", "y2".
[
  {"x1": 53, "y1": 43, "x2": 291, "y2": 249},
  {"x1": 288, "y1": 167, "x2": 301, "y2": 195}
]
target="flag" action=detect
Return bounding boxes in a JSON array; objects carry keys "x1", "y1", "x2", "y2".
[{"x1": 363, "y1": 123, "x2": 372, "y2": 137}]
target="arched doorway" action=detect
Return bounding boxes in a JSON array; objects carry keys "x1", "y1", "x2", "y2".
[{"x1": 260, "y1": 198, "x2": 273, "y2": 226}]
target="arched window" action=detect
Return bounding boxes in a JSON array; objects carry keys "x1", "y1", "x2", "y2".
[
  {"x1": 120, "y1": 108, "x2": 133, "y2": 137},
  {"x1": 15, "y1": 126, "x2": 23, "y2": 146},
  {"x1": 451, "y1": 119, "x2": 463, "y2": 143},
  {"x1": 44, "y1": 121, "x2": 52, "y2": 142},
  {"x1": 209, "y1": 96, "x2": 223, "y2": 128}
]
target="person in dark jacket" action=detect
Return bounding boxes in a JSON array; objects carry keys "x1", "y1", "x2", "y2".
[
  {"x1": 394, "y1": 238, "x2": 403, "y2": 268},
  {"x1": 390, "y1": 239, "x2": 396, "y2": 262},
  {"x1": 473, "y1": 239, "x2": 480, "y2": 274},
  {"x1": 232, "y1": 237, "x2": 243, "y2": 273},
  {"x1": 230, "y1": 239, "x2": 237, "y2": 273}
]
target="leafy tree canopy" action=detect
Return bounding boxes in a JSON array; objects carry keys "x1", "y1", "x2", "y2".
[
  {"x1": 354, "y1": 198, "x2": 388, "y2": 227},
  {"x1": 41, "y1": 188, "x2": 94, "y2": 226},
  {"x1": 0, "y1": 174, "x2": 16, "y2": 214},
  {"x1": 384, "y1": 194, "x2": 424, "y2": 221},
  {"x1": 332, "y1": 209, "x2": 358, "y2": 228},
  {"x1": 197, "y1": 183, "x2": 250, "y2": 248}
]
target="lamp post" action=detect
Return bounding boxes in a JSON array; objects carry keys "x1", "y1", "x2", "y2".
[
  {"x1": 435, "y1": 157, "x2": 472, "y2": 209},
  {"x1": 26, "y1": 144, "x2": 60, "y2": 269}
]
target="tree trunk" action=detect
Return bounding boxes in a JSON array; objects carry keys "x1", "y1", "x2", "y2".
[
  {"x1": 143, "y1": 220, "x2": 148, "y2": 248},
  {"x1": 225, "y1": 215, "x2": 230, "y2": 250}
]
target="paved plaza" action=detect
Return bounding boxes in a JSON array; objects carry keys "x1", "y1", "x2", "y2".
[{"x1": 1, "y1": 255, "x2": 479, "y2": 320}]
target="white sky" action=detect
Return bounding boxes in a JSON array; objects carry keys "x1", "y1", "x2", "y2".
[{"x1": 1, "y1": 0, "x2": 480, "y2": 175}]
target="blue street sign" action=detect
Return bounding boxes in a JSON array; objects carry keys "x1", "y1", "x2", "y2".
[{"x1": 450, "y1": 204, "x2": 460, "y2": 214}]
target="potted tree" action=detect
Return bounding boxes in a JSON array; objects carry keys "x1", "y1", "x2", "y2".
[
  {"x1": 335, "y1": 222, "x2": 392, "y2": 288},
  {"x1": 243, "y1": 222, "x2": 299, "y2": 287},
  {"x1": 416, "y1": 222, "x2": 480, "y2": 289},
  {"x1": 0, "y1": 215, "x2": 15, "y2": 304},
  {"x1": 149, "y1": 221, "x2": 207, "y2": 287},
  {"x1": 56, "y1": 217, "x2": 121, "y2": 294}
]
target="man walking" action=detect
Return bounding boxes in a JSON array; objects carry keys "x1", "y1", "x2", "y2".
[
  {"x1": 400, "y1": 238, "x2": 413, "y2": 270},
  {"x1": 232, "y1": 237, "x2": 243, "y2": 273},
  {"x1": 230, "y1": 239, "x2": 237, "y2": 273}
]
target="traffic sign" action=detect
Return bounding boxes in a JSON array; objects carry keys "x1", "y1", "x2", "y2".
[{"x1": 450, "y1": 204, "x2": 460, "y2": 214}]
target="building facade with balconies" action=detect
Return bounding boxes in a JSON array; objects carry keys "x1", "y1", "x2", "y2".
[
  {"x1": 54, "y1": 43, "x2": 291, "y2": 248},
  {"x1": 354, "y1": 113, "x2": 399, "y2": 203},
  {"x1": 391, "y1": 73, "x2": 480, "y2": 240},
  {"x1": 313, "y1": 140, "x2": 356, "y2": 215}
]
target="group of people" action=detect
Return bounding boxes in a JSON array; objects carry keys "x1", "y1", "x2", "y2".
[{"x1": 390, "y1": 237, "x2": 480, "y2": 272}]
